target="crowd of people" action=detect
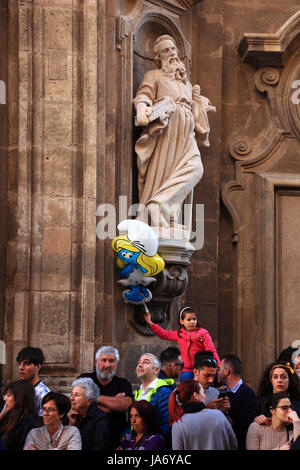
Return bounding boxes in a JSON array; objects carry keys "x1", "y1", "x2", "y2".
[{"x1": 1, "y1": 305, "x2": 300, "y2": 451}]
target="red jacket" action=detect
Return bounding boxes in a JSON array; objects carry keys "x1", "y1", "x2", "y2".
[{"x1": 151, "y1": 323, "x2": 220, "y2": 372}]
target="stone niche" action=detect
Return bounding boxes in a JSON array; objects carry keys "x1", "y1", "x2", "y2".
[
  {"x1": 114, "y1": 0, "x2": 200, "y2": 338},
  {"x1": 2, "y1": 0, "x2": 99, "y2": 392},
  {"x1": 222, "y1": 11, "x2": 300, "y2": 389}
]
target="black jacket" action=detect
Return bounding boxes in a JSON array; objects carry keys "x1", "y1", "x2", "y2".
[
  {"x1": 75, "y1": 402, "x2": 110, "y2": 451},
  {"x1": 0, "y1": 415, "x2": 38, "y2": 450}
]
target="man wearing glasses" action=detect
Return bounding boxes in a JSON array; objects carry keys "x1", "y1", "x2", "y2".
[{"x1": 158, "y1": 347, "x2": 183, "y2": 386}]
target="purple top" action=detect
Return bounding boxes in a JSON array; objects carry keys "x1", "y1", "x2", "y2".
[{"x1": 119, "y1": 432, "x2": 166, "y2": 450}]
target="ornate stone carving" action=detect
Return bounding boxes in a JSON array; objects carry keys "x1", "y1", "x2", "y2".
[
  {"x1": 221, "y1": 12, "x2": 300, "y2": 387},
  {"x1": 238, "y1": 11, "x2": 300, "y2": 67},
  {"x1": 133, "y1": 34, "x2": 215, "y2": 233}
]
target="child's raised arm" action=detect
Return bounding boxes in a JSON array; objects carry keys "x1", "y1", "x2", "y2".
[{"x1": 143, "y1": 310, "x2": 153, "y2": 327}]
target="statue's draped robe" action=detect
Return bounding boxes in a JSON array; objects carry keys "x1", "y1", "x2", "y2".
[{"x1": 133, "y1": 68, "x2": 209, "y2": 226}]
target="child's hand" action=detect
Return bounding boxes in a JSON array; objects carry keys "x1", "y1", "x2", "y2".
[{"x1": 144, "y1": 311, "x2": 152, "y2": 325}]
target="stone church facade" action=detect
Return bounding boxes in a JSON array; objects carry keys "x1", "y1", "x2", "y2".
[{"x1": 0, "y1": 0, "x2": 299, "y2": 392}]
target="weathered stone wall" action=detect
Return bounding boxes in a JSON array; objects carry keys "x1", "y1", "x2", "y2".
[
  {"x1": 219, "y1": 1, "x2": 300, "y2": 388},
  {"x1": 0, "y1": 1, "x2": 300, "y2": 392},
  {"x1": 0, "y1": 0, "x2": 8, "y2": 387}
]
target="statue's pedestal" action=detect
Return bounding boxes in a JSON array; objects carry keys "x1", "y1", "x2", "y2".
[
  {"x1": 158, "y1": 237, "x2": 195, "y2": 266},
  {"x1": 130, "y1": 233, "x2": 196, "y2": 335}
]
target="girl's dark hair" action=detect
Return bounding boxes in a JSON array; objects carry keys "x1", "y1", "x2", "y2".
[
  {"x1": 277, "y1": 347, "x2": 297, "y2": 365},
  {"x1": 0, "y1": 380, "x2": 37, "y2": 441},
  {"x1": 168, "y1": 379, "x2": 201, "y2": 425},
  {"x1": 263, "y1": 392, "x2": 291, "y2": 414},
  {"x1": 42, "y1": 392, "x2": 71, "y2": 416},
  {"x1": 177, "y1": 307, "x2": 199, "y2": 337},
  {"x1": 257, "y1": 361, "x2": 300, "y2": 399},
  {"x1": 130, "y1": 400, "x2": 160, "y2": 434}
]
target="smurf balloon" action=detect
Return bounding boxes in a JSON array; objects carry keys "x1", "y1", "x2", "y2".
[{"x1": 112, "y1": 220, "x2": 165, "y2": 305}]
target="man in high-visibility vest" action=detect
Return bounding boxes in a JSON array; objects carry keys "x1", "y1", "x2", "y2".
[{"x1": 135, "y1": 353, "x2": 174, "y2": 447}]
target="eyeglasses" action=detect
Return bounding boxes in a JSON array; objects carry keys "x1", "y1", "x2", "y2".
[
  {"x1": 275, "y1": 405, "x2": 293, "y2": 411},
  {"x1": 42, "y1": 406, "x2": 58, "y2": 415}
]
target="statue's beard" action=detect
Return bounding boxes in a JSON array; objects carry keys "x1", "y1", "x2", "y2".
[{"x1": 161, "y1": 57, "x2": 187, "y2": 82}]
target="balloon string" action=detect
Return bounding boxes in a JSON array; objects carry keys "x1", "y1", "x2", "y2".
[{"x1": 143, "y1": 301, "x2": 150, "y2": 329}]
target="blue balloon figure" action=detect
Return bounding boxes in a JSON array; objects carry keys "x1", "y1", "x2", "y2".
[{"x1": 112, "y1": 220, "x2": 165, "y2": 305}]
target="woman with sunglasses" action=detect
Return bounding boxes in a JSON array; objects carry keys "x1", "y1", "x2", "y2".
[
  {"x1": 24, "y1": 392, "x2": 82, "y2": 450},
  {"x1": 246, "y1": 393, "x2": 300, "y2": 450}
]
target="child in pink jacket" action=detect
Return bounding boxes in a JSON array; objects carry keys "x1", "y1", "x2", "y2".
[{"x1": 144, "y1": 306, "x2": 220, "y2": 381}]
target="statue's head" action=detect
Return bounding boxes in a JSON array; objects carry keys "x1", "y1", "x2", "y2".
[{"x1": 153, "y1": 35, "x2": 178, "y2": 68}]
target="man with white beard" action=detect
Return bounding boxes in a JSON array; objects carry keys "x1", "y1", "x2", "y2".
[
  {"x1": 133, "y1": 34, "x2": 215, "y2": 230},
  {"x1": 77, "y1": 346, "x2": 133, "y2": 449}
]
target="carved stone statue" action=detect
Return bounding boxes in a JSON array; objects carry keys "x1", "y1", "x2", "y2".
[{"x1": 133, "y1": 35, "x2": 215, "y2": 235}]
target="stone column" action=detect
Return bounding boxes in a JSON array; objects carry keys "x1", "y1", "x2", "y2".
[{"x1": 3, "y1": 0, "x2": 98, "y2": 391}]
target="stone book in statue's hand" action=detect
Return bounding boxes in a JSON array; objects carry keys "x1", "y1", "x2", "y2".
[{"x1": 148, "y1": 96, "x2": 176, "y2": 123}]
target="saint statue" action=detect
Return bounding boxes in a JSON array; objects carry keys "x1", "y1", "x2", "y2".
[{"x1": 133, "y1": 35, "x2": 215, "y2": 235}]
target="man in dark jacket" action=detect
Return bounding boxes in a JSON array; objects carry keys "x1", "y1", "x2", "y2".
[
  {"x1": 77, "y1": 346, "x2": 133, "y2": 449},
  {"x1": 217, "y1": 354, "x2": 256, "y2": 449},
  {"x1": 69, "y1": 377, "x2": 109, "y2": 450}
]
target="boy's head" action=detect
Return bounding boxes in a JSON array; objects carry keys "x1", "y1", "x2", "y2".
[
  {"x1": 193, "y1": 352, "x2": 218, "y2": 390},
  {"x1": 16, "y1": 347, "x2": 45, "y2": 385}
]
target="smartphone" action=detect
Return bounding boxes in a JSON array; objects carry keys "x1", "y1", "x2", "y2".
[{"x1": 218, "y1": 390, "x2": 231, "y2": 400}]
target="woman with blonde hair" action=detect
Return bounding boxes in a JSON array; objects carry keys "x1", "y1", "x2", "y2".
[{"x1": 112, "y1": 234, "x2": 164, "y2": 304}]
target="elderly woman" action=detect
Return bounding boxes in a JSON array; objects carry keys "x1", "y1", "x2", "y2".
[
  {"x1": 117, "y1": 400, "x2": 166, "y2": 450},
  {"x1": 24, "y1": 392, "x2": 82, "y2": 450},
  {"x1": 0, "y1": 380, "x2": 38, "y2": 450},
  {"x1": 69, "y1": 377, "x2": 110, "y2": 450},
  {"x1": 247, "y1": 393, "x2": 300, "y2": 450},
  {"x1": 169, "y1": 379, "x2": 237, "y2": 450},
  {"x1": 253, "y1": 361, "x2": 300, "y2": 424}
]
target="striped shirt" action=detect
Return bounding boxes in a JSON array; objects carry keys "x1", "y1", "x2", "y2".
[
  {"x1": 34, "y1": 381, "x2": 50, "y2": 416},
  {"x1": 24, "y1": 424, "x2": 82, "y2": 450}
]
